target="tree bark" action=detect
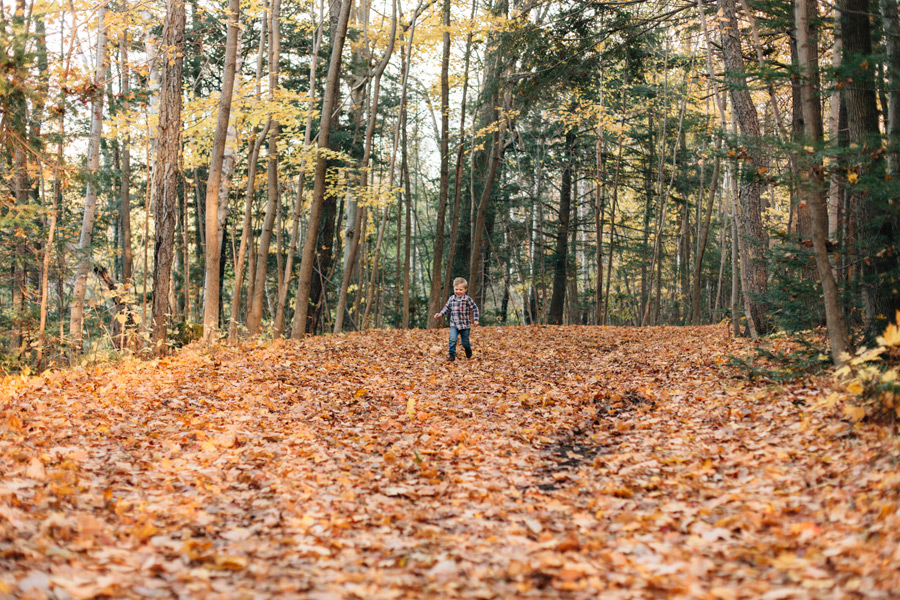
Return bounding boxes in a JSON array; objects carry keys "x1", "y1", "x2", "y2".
[
  {"x1": 718, "y1": 0, "x2": 769, "y2": 334},
  {"x1": 274, "y1": 0, "x2": 325, "y2": 337},
  {"x1": 202, "y1": 0, "x2": 241, "y2": 344},
  {"x1": 401, "y1": 84, "x2": 413, "y2": 328},
  {"x1": 690, "y1": 155, "x2": 720, "y2": 324},
  {"x1": 426, "y1": 0, "x2": 453, "y2": 328},
  {"x1": 69, "y1": 2, "x2": 110, "y2": 352},
  {"x1": 150, "y1": 0, "x2": 186, "y2": 356},
  {"x1": 291, "y1": 0, "x2": 354, "y2": 337},
  {"x1": 442, "y1": 0, "x2": 477, "y2": 304},
  {"x1": 119, "y1": 33, "x2": 133, "y2": 284},
  {"x1": 548, "y1": 131, "x2": 575, "y2": 325},
  {"x1": 228, "y1": 6, "x2": 268, "y2": 340},
  {"x1": 248, "y1": 0, "x2": 282, "y2": 336},
  {"x1": 795, "y1": 0, "x2": 851, "y2": 362},
  {"x1": 842, "y1": 0, "x2": 900, "y2": 332},
  {"x1": 334, "y1": 0, "x2": 397, "y2": 333}
]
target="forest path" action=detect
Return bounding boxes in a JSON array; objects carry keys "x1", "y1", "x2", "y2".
[{"x1": 1, "y1": 326, "x2": 898, "y2": 599}]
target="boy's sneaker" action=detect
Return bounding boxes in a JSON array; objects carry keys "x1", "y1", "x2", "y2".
[
  {"x1": 465, "y1": 348, "x2": 472, "y2": 359},
  {"x1": 447, "y1": 354, "x2": 456, "y2": 362}
]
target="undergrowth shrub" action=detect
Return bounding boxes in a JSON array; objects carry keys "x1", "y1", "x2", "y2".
[
  {"x1": 728, "y1": 330, "x2": 830, "y2": 382},
  {"x1": 835, "y1": 312, "x2": 900, "y2": 422}
]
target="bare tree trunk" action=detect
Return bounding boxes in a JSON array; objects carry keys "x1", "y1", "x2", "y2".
[
  {"x1": 401, "y1": 87, "x2": 413, "y2": 328},
  {"x1": 883, "y1": 0, "x2": 900, "y2": 176},
  {"x1": 150, "y1": 0, "x2": 186, "y2": 356},
  {"x1": 291, "y1": 0, "x2": 354, "y2": 337},
  {"x1": 69, "y1": 1, "x2": 110, "y2": 352},
  {"x1": 841, "y1": 0, "x2": 898, "y2": 332},
  {"x1": 690, "y1": 155, "x2": 720, "y2": 324},
  {"x1": 548, "y1": 130, "x2": 574, "y2": 324},
  {"x1": 641, "y1": 78, "x2": 689, "y2": 326},
  {"x1": 827, "y1": 12, "x2": 843, "y2": 238},
  {"x1": 426, "y1": 0, "x2": 452, "y2": 328},
  {"x1": 248, "y1": 0, "x2": 282, "y2": 336},
  {"x1": 794, "y1": 0, "x2": 850, "y2": 362},
  {"x1": 442, "y1": 0, "x2": 477, "y2": 303},
  {"x1": 603, "y1": 132, "x2": 625, "y2": 326},
  {"x1": 594, "y1": 109, "x2": 605, "y2": 324},
  {"x1": 713, "y1": 211, "x2": 728, "y2": 320},
  {"x1": 334, "y1": 0, "x2": 397, "y2": 333},
  {"x1": 182, "y1": 175, "x2": 191, "y2": 320},
  {"x1": 274, "y1": 0, "x2": 325, "y2": 337},
  {"x1": 228, "y1": 6, "x2": 268, "y2": 340},
  {"x1": 361, "y1": 2, "x2": 427, "y2": 329},
  {"x1": 120, "y1": 33, "x2": 133, "y2": 284},
  {"x1": 729, "y1": 171, "x2": 741, "y2": 337},
  {"x1": 718, "y1": 0, "x2": 769, "y2": 334},
  {"x1": 202, "y1": 0, "x2": 241, "y2": 344}
]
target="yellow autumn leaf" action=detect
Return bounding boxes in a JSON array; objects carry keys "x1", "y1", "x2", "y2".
[
  {"x1": 213, "y1": 554, "x2": 248, "y2": 570},
  {"x1": 877, "y1": 312, "x2": 900, "y2": 346},
  {"x1": 847, "y1": 380, "x2": 865, "y2": 395},
  {"x1": 842, "y1": 404, "x2": 866, "y2": 421},
  {"x1": 847, "y1": 172, "x2": 859, "y2": 184},
  {"x1": 407, "y1": 396, "x2": 416, "y2": 420}
]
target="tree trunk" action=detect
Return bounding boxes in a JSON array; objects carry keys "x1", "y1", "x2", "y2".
[
  {"x1": 828, "y1": 12, "x2": 843, "y2": 238},
  {"x1": 291, "y1": 0, "x2": 354, "y2": 337},
  {"x1": 69, "y1": 2, "x2": 110, "y2": 352},
  {"x1": 595, "y1": 116, "x2": 604, "y2": 324},
  {"x1": 690, "y1": 155, "x2": 720, "y2": 324},
  {"x1": 442, "y1": 0, "x2": 477, "y2": 303},
  {"x1": 729, "y1": 172, "x2": 741, "y2": 336},
  {"x1": 718, "y1": 0, "x2": 769, "y2": 334},
  {"x1": 843, "y1": 0, "x2": 900, "y2": 332},
  {"x1": 228, "y1": 6, "x2": 268, "y2": 340},
  {"x1": 882, "y1": 0, "x2": 900, "y2": 176},
  {"x1": 248, "y1": 0, "x2": 282, "y2": 336},
  {"x1": 120, "y1": 34, "x2": 133, "y2": 284},
  {"x1": 401, "y1": 91, "x2": 413, "y2": 329},
  {"x1": 426, "y1": 0, "x2": 452, "y2": 328},
  {"x1": 150, "y1": 0, "x2": 186, "y2": 356},
  {"x1": 603, "y1": 132, "x2": 625, "y2": 326},
  {"x1": 361, "y1": 3, "x2": 425, "y2": 329},
  {"x1": 548, "y1": 131, "x2": 574, "y2": 324},
  {"x1": 334, "y1": 0, "x2": 397, "y2": 333},
  {"x1": 795, "y1": 0, "x2": 851, "y2": 362},
  {"x1": 274, "y1": 1, "x2": 325, "y2": 337},
  {"x1": 202, "y1": 0, "x2": 241, "y2": 344}
]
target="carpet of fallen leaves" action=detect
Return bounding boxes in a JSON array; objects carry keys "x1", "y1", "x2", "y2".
[{"x1": 2, "y1": 325, "x2": 900, "y2": 599}]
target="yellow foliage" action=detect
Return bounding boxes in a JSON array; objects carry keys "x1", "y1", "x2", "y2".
[
  {"x1": 877, "y1": 311, "x2": 900, "y2": 347},
  {"x1": 835, "y1": 312, "x2": 900, "y2": 422}
]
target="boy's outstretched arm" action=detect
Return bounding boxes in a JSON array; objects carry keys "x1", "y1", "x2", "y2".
[{"x1": 434, "y1": 298, "x2": 451, "y2": 320}]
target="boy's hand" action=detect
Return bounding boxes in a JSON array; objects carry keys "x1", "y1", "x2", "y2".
[
  {"x1": 433, "y1": 313, "x2": 442, "y2": 320},
  {"x1": 473, "y1": 321, "x2": 480, "y2": 327}
]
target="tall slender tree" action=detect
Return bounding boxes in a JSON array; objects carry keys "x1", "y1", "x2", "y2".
[
  {"x1": 69, "y1": 2, "x2": 110, "y2": 352},
  {"x1": 202, "y1": 0, "x2": 242, "y2": 344},
  {"x1": 292, "y1": 0, "x2": 354, "y2": 337},
  {"x1": 150, "y1": 0, "x2": 187, "y2": 356}
]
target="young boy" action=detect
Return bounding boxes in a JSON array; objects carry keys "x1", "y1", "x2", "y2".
[{"x1": 433, "y1": 277, "x2": 480, "y2": 362}]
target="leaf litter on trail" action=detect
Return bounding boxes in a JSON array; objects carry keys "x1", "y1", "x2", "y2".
[{"x1": 1, "y1": 325, "x2": 899, "y2": 598}]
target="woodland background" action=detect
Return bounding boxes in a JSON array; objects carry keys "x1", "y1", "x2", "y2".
[{"x1": 1, "y1": 0, "x2": 899, "y2": 370}]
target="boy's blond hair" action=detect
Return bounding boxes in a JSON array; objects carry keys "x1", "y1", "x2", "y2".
[{"x1": 453, "y1": 277, "x2": 468, "y2": 288}]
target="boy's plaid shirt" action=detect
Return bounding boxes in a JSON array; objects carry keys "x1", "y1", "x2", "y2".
[{"x1": 438, "y1": 294, "x2": 479, "y2": 329}]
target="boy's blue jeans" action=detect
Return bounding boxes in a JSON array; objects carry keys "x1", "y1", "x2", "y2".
[{"x1": 449, "y1": 325, "x2": 471, "y2": 356}]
